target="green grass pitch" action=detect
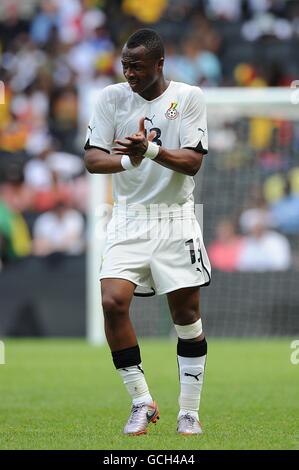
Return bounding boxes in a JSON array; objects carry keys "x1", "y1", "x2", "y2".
[{"x1": 0, "y1": 338, "x2": 298, "y2": 450}]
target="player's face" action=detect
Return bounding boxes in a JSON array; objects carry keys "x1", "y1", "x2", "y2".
[{"x1": 121, "y1": 45, "x2": 163, "y2": 95}]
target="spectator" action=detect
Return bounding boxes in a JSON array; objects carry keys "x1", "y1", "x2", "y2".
[
  {"x1": 270, "y1": 180, "x2": 299, "y2": 235},
  {"x1": 208, "y1": 219, "x2": 245, "y2": 272},
  {"x1": 0, "y1": 167, "x2": 32, "y2": 262},
  {"x1": 0, "y1": 164, "x2": 32, "y2": 263},
  {"x1": 24, "y1": 134, "x2": 54, "y2": 190},
  {"x1": 242, "y1": 12, "x2": 293, "y2": 41},
  {"x1": 66, "y1": 9, "x2": 113, "y2": 80},
  {"x1": 206, "y1": 0, "x2": 242, "y2": 21},
  {"x1": 30, "y1": 0, "x2": 59, "y2": 46},
  {"x1": 0, "y1": 199, "x2": 32, "y2": 263},
  {"x1": 238, "y1": 208, "x2": 291, "y2": 271},
  {"x1": 25, "y1": 133, "x2": 84, "y2": 189},
  {"x1": 32, "y1": 200, "x2": 85, "y2": 256},
  {"x1": 178, "y1": 38, "x2": 222, "y2": 86},
  {"x1": 0, "y1": 164, "x2": 33, "y2": 213}
]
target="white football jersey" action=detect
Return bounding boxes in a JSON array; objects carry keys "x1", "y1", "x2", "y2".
[{"x1": 85, "y1": 80, "x2": 208, "y2": 212}]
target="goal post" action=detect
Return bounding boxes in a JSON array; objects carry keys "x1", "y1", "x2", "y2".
[{"x1": 86, "y1": 173, "x2": 109, "y2": 344}]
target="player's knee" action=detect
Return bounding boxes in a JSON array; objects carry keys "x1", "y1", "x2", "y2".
[
  {"x1": 102, "y1": 294, "x2": 127, "y2": 316},
  {"x1": 172, "y1": 307, "x2": 199, "y2": 327}
]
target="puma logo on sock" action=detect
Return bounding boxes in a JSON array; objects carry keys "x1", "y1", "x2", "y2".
[{"x1": 184, "y1": 372, "x2": 202, "y2": 381}]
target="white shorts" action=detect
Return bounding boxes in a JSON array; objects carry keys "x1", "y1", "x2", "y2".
[{"x1": 99, "y1": 215, "x2": 211, "y2": 296}]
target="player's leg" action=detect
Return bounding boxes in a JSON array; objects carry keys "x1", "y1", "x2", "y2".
[
  {"x1": 167, "y1": 286, "x2": 207, "y2": 435},
  {"x1": 101, "y1": 278, "x2": 159, "y2": 434},
  {"x1": 101, "y1": 278, "x2": 137, "y2": 350}
]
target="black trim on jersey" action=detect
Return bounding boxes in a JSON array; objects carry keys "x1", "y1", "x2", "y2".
[
  {"x1": 183, "y1": 140, "x2": 208, "y2": 155},
  {"x1": 84, "y1": 139, "x2": 110, "y2": 153}
]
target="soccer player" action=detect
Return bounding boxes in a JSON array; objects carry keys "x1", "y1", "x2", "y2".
[{"x1": 84, "y1": 29, "x2": 211, "y2": 436}]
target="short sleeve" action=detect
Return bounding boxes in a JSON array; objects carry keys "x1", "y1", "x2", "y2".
[
  {"x1": 84, "y1": 88, "x2": 115, "y2": 153},
  {"x1": 180, "y1": 87, "x2": 208, "y2": 155}
]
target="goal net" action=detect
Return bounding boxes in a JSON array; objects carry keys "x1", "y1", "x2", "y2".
[{"x1": 87, "y1": 87, "x2": 299, "y2": 343}]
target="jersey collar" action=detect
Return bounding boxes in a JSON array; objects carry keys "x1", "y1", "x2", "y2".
[{"x1": 131, "y1": 80, "x2": 174, "y2": 103}]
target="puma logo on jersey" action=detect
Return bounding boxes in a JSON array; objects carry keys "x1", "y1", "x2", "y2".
[
  {"x1": 184, "y1": 372, "x2": 202, "y2": 381},
  {"x1": 145, "y1": 115, "x2": 155, "y2": 126}
]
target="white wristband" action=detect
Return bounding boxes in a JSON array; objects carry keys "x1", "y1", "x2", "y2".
[
  {"x1": 121, "y1": 155, "x2": 135, "y2": 171},
  {"x1": 143, "y1": 141, "x2": 159, "y2": 160}
]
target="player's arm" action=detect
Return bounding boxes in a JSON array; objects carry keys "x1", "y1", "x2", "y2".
[
  {"x1": 84, "y1": 88, "x2": 140, "y2": 174},
  {"x1": 152, "y1": 148, "x2": 203, "y2": 176},
  {"x1": 84, "y1": 147, "x2": 125, "y2": 174},
  {"x1": 113, "y1": 119, "x2": 204, "y2": 177},
  {"x1": 113, "y1": 141, "x2": 202, "y2": 176},
  {"x1": 85, "y1": 142, "x2": 143, "y2": 174}
]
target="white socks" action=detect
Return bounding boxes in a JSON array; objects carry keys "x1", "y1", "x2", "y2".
[
  {"x1": 118, "y1": 364, "x2": 153, "y2": 406},
  {"x1": 113, "y1": 339, "x2": 207, "y2": 418},
  {"x1": 177, "y1": 354, "x2": 206, "y2": 420}
]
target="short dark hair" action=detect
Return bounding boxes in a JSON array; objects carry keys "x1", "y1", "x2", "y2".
[{"x1": 125, "y1": 29, "x2": 164, "y2": 60}]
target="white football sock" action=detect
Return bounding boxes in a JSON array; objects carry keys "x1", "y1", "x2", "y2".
[
  {"x1": 177, "y1": 355, "x2": 207, "y2": 420},
  {"x1": 117, "y1": 364, "x2": 153, "y2": 405}
]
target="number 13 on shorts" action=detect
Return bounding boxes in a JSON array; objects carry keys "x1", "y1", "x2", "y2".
[{"x1": 185, "y1": 238, "x2": 205, "y2": 274}]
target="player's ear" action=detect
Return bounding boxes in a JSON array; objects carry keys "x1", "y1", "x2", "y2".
[{"x1": 157, "y1": 57, "x2": 164, "y2": 71}]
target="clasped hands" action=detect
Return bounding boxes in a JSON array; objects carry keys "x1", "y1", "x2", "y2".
[{"x1": 112, "y1": 118, "x2": 156, "y2": 167}]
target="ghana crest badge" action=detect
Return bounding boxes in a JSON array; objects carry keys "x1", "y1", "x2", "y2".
[{"x1": 165, "y1": 101, "x2": 179, "y2": 120}]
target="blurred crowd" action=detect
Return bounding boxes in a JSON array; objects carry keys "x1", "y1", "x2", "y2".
[
  {"x1": 208, "y1": 190, "x2": 295, "y2": 273},
  {"x1": 208, "y1": 119, "x2": 299, "y2": 272},
  {"x1": 0, "y1": 0, "x2": 299, "y2": 271}
]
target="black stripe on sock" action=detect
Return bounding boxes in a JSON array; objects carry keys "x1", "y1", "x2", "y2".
[
  {"x1": 112, "y1": 345, "x2": 141, "y2": 369},
  {"x1": 177, "y1": 337, "x2": 207, "y2": 358}
]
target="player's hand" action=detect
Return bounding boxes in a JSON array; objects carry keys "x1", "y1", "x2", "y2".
[
  {"x1": 112, "y1": 118, "x2": 156, "y2": 158},
  {"x1": 129, "y1": 156, "x2": 143, "y2": 167}
]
